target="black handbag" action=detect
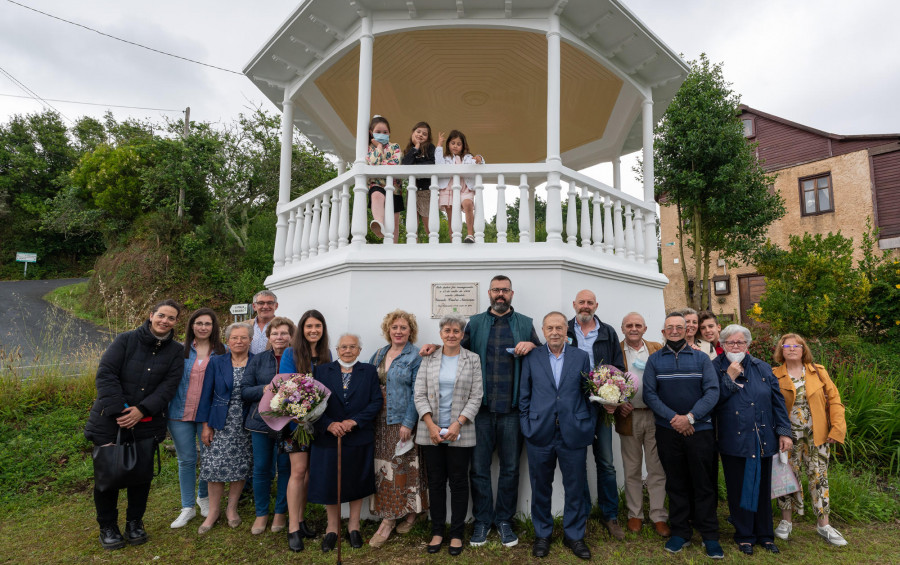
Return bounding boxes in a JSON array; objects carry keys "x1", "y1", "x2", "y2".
[{"x1": 92, "y1": 428, "x2": 161, "y2": 492}]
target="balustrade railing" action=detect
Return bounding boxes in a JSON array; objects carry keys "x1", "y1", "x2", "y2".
[{"x1": 272, "y1": 164, "x2": 658, "y2": 271}]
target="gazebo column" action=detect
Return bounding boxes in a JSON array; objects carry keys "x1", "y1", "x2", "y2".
[
  {"x1": 351, "y1": 16, "x2": 374, "y2": 247},
  {"x1": 544, "y1": 12, "x2": 563, "y2": 243},
  {"x1": 273, "y1": 93, "x2": 294, "y2": 268},
  {"x1": 642, "y1": 98, "x2": 658, "y2": 265}
]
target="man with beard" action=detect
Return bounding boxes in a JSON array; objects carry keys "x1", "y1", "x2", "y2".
[
  {"x1": 565, "y1": 289, "x2": 626, "y2": 541},
  {"x1": 642, "y1": 312, "x2": 723, "y2": 559},
  {"x1": 421, "y1": 274, "x2": 541, "y2": 548}
]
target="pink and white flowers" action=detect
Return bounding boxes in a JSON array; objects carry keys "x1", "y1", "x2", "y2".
[
  {"x1": 260, "y1": 373, "x2": 330, "y2": 445},
  {"x1": 584, "y1": 364, "x2": 637, "y2": 406}
]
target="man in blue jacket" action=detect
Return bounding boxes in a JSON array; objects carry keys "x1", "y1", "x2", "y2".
[
  {"x1": 642, "y1": 312, "x2": 723, "y2": 559},
  {"x1": 566, "y1": 289, "x2": 626, "y2": 541},
  {"x1": 520, "y1": 312, "x2": 595, "y2": 559}
]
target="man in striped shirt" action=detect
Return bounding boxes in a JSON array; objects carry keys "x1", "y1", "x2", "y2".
[{"x1": 642, "y1": 311, "x2": 723, "y2": 559}]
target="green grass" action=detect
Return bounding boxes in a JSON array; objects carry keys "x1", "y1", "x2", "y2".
[{"x1": 43, "y1": 281, "x2": 110, "y2": 329}]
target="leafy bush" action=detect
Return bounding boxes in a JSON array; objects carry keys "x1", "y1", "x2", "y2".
[
  {"x1": 751, "y1": 232, "x2": 869, "y2": 336},
  {"x1": 860, "y1": 258, "x2": 900, "y2": 341}
]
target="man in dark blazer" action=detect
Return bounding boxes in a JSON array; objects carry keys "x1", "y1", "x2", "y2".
[{"x1": 520, "y1": 312, "x2": 595, "y2": 560}]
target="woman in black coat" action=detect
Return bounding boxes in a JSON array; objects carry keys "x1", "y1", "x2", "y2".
[
  {"x1": 309, "y1": 333, "x2": 383, "y2": 552},
  {"x1": 84, "y1": 299, "x2": 184, "y2": 550}
]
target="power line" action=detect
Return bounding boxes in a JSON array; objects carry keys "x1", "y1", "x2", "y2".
[
  {"x1": 0, "y1": 64, "x2": 72, "y2": 122},
  {"x1": 6, "y1": 0, "x2": 244, "y2": 76},
  {"x1": 0, "y1": 92, "x2": 183, "y2": 113}
]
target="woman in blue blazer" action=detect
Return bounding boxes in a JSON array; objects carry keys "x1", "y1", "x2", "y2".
[
  {"x1": 308, "y1": 333, "x2": 383, "y2": 552},
  {"x1": 195, "y1": 322, "x2": 255, "y2": 534},
  {"x1": 714, "y1": 324, "x2": 792, "y2": 555}
]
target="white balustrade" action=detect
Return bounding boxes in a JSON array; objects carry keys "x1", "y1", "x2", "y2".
[{"x1": 270, "y1": 164, "x2": 657, "y2": 272}]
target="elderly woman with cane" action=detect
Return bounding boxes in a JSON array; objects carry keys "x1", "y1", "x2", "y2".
[{"x1": 308, "y1": 333, "x2": 383, "y2": 552}]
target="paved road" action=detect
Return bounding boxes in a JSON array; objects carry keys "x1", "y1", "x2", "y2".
[{"x1": 0, "y1": 278, "x2": 113, "y2": 375}]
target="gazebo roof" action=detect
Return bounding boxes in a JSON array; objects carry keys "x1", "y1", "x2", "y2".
[{"x1": 244, "y1": 0, "x2": 688, "y2": 168}]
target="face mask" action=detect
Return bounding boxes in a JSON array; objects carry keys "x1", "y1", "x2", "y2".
[
  {"x1": 338, "y1": 359, "x2": 357, "y2": 369},
  {"x1": 372, "y1": 133, "x2": 390, "y2": 144},
  {"x1": 631, "y1": 358, "x2": 646, "y2": 370},
  {"x1": 666, "y1": 338, "x2": 686, "y2": 351},
  {"x1": 726, "y1": 351, "x2": 745, "y2": 363}
]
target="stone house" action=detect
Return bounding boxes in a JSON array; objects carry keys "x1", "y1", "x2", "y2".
[{"x1": 659, "y1": 105, "x2": 900, "y2": 322}]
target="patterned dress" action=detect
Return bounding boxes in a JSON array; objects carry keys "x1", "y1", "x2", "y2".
[
  {"x1": 370, "y1": 358, "x2": 428, "y2": 519},
  {"x1": 199, "y1": 366, "x2": 252, "y2": 482},
  {"x1": 777, "y1": 367, "x2": 831, "y2": 518}
]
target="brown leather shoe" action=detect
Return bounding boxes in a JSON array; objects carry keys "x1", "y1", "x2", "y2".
[
  {"x1": 627, "y1": 518, "x2": 642, "y2": 533},
  {"x1": 604, "y1": 519, "x2": 626, "y2": 541},
  {"x1": 654, "y1": 521, "x2": 671, "y2": 538}
]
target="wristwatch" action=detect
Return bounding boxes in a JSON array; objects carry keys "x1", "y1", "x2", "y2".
[{"x1": 686, "y1": 413, "x2": 695, "y2": 425}]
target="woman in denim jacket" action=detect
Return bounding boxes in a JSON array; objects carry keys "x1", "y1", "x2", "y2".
[
  {"x1": 167, "y1": 308, "x2": 225, "y2": 529},
  {"x1": 367, "y1": 309, "x2": 427, "y2": 547}
]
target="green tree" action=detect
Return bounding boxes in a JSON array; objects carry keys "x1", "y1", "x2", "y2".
[{"x1": 654, "y1": 54, "x2": 784, "y2": 309}]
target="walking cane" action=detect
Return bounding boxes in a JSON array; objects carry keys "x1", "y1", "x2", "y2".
[{"x1": 336, "y1": 433, "x2": 343, "y2": 565}]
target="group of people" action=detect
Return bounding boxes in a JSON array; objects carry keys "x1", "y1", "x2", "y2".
[
  {"x1": 367, "y1": 116, "x2": 484, "y2": 242},
  {"x1": 85, "y1": 279, "x2": 848, "y2": 560}
]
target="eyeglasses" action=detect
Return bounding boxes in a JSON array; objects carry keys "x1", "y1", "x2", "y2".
[
  {"x1": 337, "y1": 344, "x2": 359, "y2": 351},
  {"x1": 193, "y1": 322, "x2": 213, "y2": 327},
  {"x1": 664, "y1": 325, "x2": 685, "y2": 331},
  {"x1": 782, "y1": 344, "x2": 803, "y2": 350},
  {"x1": 489, "y1": 288, "x2": 512, "y2": 295},
  {"x1": 255, "y1": 301, "x2": 275, "y2": 306},
  {"x1": 724, "y1": 340, "x2": 747, "y2": 347}
]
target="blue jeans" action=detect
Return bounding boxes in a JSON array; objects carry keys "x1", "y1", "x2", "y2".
[
  {"x1": 470, "y1": 406, "x2": 523, "y2": 526},
  {"x1": 168, "y1": 420, "x2": 208, "y2": 508},
  {"x1": 251, "y1": 432, "x2": 290, "y2": 516},
  {"x1": 585, "y1": 418, "x2": 619, "y2": 520}
]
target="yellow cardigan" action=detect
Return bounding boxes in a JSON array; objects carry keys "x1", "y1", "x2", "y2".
[{"x1": 772, "y1": 363, "x2": 847, "y2": 446}]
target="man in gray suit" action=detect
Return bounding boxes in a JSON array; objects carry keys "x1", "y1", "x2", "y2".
[{"x1": 519, "y1": 312, "x2": 595, "y2": 560}]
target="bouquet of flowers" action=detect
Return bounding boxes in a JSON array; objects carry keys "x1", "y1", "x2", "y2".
[
  {"x1": 259, "y1": 373, "x2": 330, "y2": 445},
  {"x1": 584, "y1": 364, "x2": 637, "y2": 408}
]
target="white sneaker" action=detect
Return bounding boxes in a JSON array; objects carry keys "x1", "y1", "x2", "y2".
[
  {"x1": 816, "y1": 524, "x2": 848, "y2": 546},
  {"x1": 774, "y1": 520, "x2": 792, "y2": 540},
  {"x1": 196, "y1": 496, "x2": 210, "y2": 518},
  {"x1": 170, "y1": 507, "x2": 196, "y2": 528}
]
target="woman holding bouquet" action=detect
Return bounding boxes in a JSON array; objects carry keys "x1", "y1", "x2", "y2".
[
  {"x1": 414, "y1": 314, "x2": 483, "y2": 556},
  {"x1": 309, "y1": 333, "x2": 383, "y2": 552},
  {"x1": 279, "y1": 310, "x2": 331, "y2": 544},
  {"x1": 241, "y1": 317, "x2": 295, "y2": 540},
  {"x1": 367, "y1": 310, "x2": 427, "y2": 548},
  {"x1": 195, "y1": 322, "x2": 255, "y2": 534},
  {"x1": 713, "y1": 324, "x2": 793, "y2": 555}
]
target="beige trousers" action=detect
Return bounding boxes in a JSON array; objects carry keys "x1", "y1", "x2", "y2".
[{"x1": 619, "y1": 408, "x2": 668, "y2": 522}]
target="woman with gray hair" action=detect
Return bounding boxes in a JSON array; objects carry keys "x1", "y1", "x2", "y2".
[
  {"x1": 195, "y1": 322, "x2": 255, "y2": 534},
  {"x1": 308, "y1": 333, "x2": 383, "y2": 552},
  {"x1": 414, "y1": 314, "x2": 483, "y2": 555},
  {"x1": 712, "y1": 324, "x2": 793, "y2": 555}
]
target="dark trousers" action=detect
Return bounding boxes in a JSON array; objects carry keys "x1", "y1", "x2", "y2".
[
  {"x1": 470, "y1": 406, "x2": 523, "y2": 526},
  {"x1": 94, "y1": 482, "x2": 152, "y2": 528},
  {"x1": 422, "y1": 444, "x2": 473, "y2": 539},
  {"x1": 721, "y1": 453, "x2": 775, "y2": 544},
  {"x1": 655, "y1": 426, "x2": 719, "y2": 541},
  {"x1": 526, "y1": 429, "x2": 589, "y2": 541}
]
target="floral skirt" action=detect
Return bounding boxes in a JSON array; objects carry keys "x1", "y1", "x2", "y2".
[{"x1": 369, "y1": 408, "x2": 428, "y2": 519}]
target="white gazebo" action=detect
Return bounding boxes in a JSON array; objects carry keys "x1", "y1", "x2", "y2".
[{"x1": 245, "y1": 0, "x2": 686, "y2": 517}]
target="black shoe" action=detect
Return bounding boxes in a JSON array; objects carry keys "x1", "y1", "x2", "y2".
[
  {"x1": 533, "y1": 537, "x2": 551, "y2": 557},
  {"x1": 738, "y1": 542, "x2": 753, "y2": 555},
  {"x1": 287, "y1": 530, "x2": 305, "y2": 552},
  {"x1": 349, "y1": 529, "x2": 363, "y2": 548},
  {"x1": 761, "y1": 541, "x2": 780, "y2": 554},
  {"x1": 298, "y1": 520, "x2": 317, "y2": 539},
  {"x1": 99, "y1": 525, "x2": 126, "y2": 550},
  {"x1": 564, "y1": 537, "x2": 591, "y2": 560},
  {"x1": 124, "y1": 520, "x2": 148, "y2": 546},
  {"x1": 321, "y1": 532, "x2": 338, "y2": 552},
  {"x1": 427, "y1": 538, "x2": 444, "y2": 554},
  {"x1": 448, "y1": 539, "x2": 464, "y2": 556}
]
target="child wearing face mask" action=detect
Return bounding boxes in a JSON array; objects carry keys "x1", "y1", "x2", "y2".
[
  {"x1": 367, "y1": 115, "x2": 403, "y2": 241},
  {"x1": 401, "y1": 121, "x2": 436, "y2": 235},
  {"x1": 434, "y1": 130, "x2": 484, "y2": 244}
]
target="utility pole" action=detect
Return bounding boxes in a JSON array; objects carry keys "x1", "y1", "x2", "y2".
[{"x1": 178, "y1": 106, "x2": 190, "y2": 220}]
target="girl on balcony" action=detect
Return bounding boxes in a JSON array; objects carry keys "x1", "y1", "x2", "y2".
[
  {"x1": 435, "y1": 130, "x2": 484, "y2": 244},
  {"x1": 367, "y1": 115, "x2": 403, "y2": 241},
  {"x1": 401, "y1": 121, "x2": 436, "y2": 235}
]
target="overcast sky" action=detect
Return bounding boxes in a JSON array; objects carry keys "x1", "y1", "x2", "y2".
[{"x1": 2, "y1": 0, "x2": 898, "y2": 195}]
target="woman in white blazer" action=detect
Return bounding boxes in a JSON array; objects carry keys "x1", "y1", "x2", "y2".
[{"x1": 414, "y1": 314, "x2": 483, "y2": 556}]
